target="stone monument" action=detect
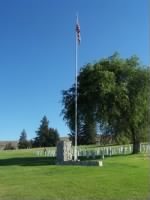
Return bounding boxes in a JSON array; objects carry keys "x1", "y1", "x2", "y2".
[
  {"x1": 56, "y1": 140, "x2": 72, "y2": 164},
  {"x1": 56, "y1": 140, "x2": 103, "y2": 167}
]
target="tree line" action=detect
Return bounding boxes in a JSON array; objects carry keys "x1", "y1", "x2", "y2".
[
  {"x1": 5, "y1": 53, "x2": 149, "y2": 154},
  {"x1": 18, "y1": 116, "x2": 60, "y2": 149}
]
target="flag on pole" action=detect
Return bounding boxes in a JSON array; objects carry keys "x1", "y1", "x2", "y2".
[{"x1": 76, "y1": 16, "x2": 81, "y2": 45}]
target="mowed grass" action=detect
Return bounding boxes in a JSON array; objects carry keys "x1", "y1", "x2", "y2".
[{"x1": 0, "y1": 149, "x2": 149, "y2": 200}]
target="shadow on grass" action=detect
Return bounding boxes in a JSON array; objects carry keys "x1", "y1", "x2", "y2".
[
  {"x1": 0, "y1": 157, "x2": 56, "y2": 166},
  {"x1": 0, "y1": 154, "x2": 136, "y2": 167},
  {"x1": 78, "y1": 153, "x2": 132, "y2": 161}
]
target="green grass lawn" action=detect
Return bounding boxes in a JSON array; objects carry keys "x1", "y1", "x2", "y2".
[{"x1": 0, "y1": 149, "x2": 149, "y2": 200}]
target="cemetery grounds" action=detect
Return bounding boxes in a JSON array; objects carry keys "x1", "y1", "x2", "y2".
[{"x1": 0, "y1": 145, "x2": 149, "y2": 200}]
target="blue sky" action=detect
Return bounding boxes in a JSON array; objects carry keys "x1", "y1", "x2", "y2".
[{"x1": 0, "y1": 0, "x2": 149, "y2": 141}]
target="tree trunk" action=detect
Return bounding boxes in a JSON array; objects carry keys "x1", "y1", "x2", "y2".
[
  {"x1": 131, "y1": 126, "x2": 140, "y2": 154},
  {"x1": 132, "y1": 141, "x2": 140, "y2": 154}
]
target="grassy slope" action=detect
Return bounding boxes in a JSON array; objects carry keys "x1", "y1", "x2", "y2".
[{"x1": 0, "y1": 149, "x2": 149, "y2": 200}]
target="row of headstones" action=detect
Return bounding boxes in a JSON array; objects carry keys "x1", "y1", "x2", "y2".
[
  {"x1": 77, "y1": 146, "x2": 132, "y2": 157},
  {"x1": 35, "y1": 146, "x2": 132, "y2": 157},
  {"x1": 35, "y1": 150, "x2": 56, "y2": 157},
  {"x1": 34, "y1": 144, "x2": 150, "y2": 157},
  {"x1": 140, "y1": 143, "x2": 150, "y2": 153},
  {"x1": 78, "y1": 144, "x2": 150, "y2": 156}
]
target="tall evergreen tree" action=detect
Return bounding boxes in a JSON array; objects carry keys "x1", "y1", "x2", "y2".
[
  {"x1": 18, "y1": 129, "x2": 29, "y2": 149},
  {"x1": 35, "y1": 116, "x2": 49, "y2": 147},
  {"x1": 33, "y1": 116, "x2": 60, "y2": 147}
]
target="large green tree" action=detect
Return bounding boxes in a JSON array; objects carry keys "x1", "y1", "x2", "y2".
[
  {"x1": 62, "y1": 87, "x2": 96, "y2": 145},
  {"x1": 62, "y1": 53, "x2": 149, "y2": 153}
]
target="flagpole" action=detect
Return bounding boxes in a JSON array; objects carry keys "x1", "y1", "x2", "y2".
[{"x1": 74, "y1": 14, "x2": 78, "y2": 161}]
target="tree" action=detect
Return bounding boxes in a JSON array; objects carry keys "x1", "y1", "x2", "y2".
[
  {"x1": 18, "y1": 129, "x2": 30, "y2": 149},
  {"x1": 4, "y1": 142, "x2": 15, "y2": 150},
  {"x1": 62, "y1": 85, "x2": 96, "y2": 145},
  {"x1": 33, "y1": 116, "x2": 60, "y2": 147},
  {"x1": 34, "y1": 116, "x2": 49, "y2": 147},
  {"x1": 62, "y1": 53, "x2": 149, "y2": 153},
  {"x1": 48, "y1": 128, "x2": 60, "y2": 146}
]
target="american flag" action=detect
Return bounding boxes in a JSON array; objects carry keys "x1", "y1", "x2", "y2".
[{"x1": 76, "y1": 18, "x2": 81, "y2": 45}]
